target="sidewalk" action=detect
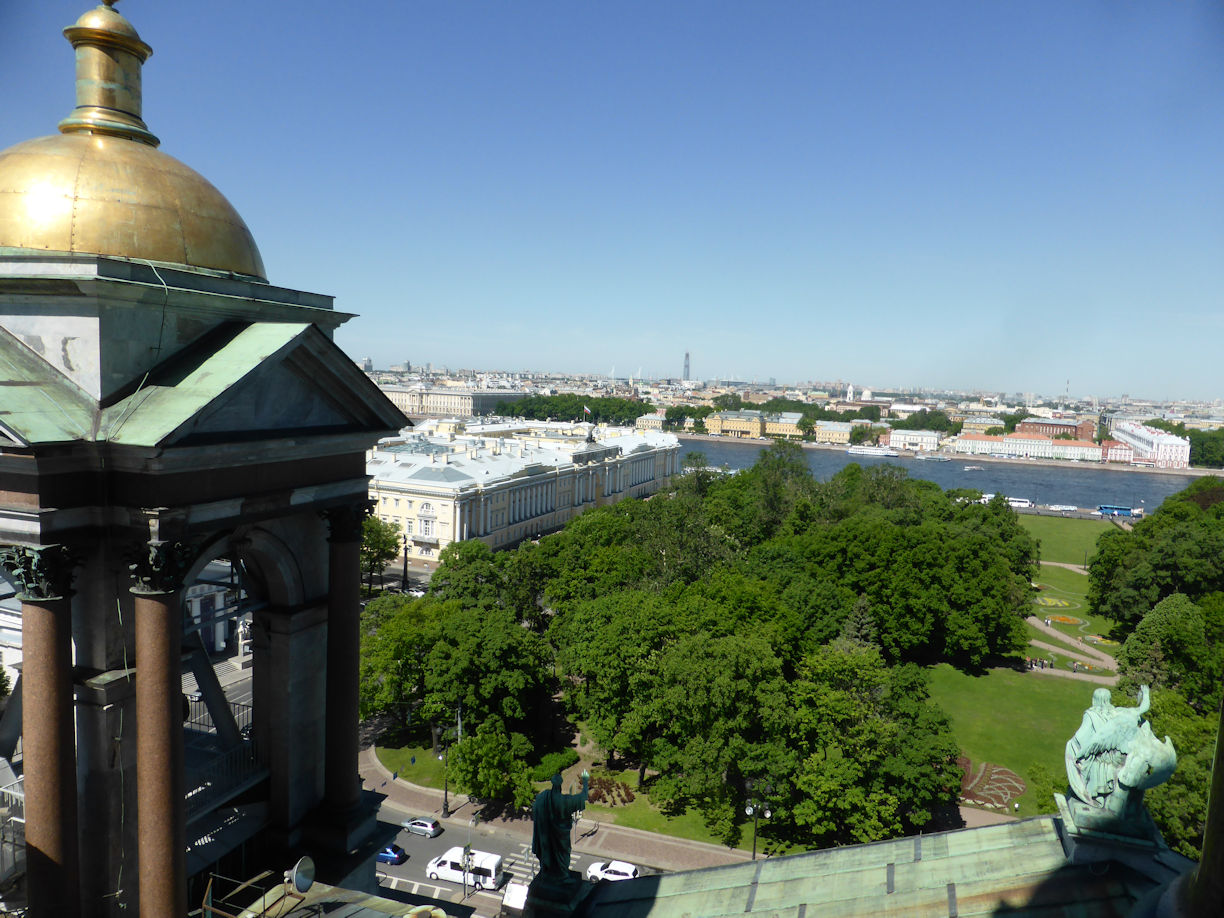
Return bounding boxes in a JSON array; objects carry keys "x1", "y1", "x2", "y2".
[
  {"x1": 359, "y1": 746, "x2": 752, "y2": 874},
  {"x1": 361, "y1": 747, "x2": 1022, "y2": 872}
]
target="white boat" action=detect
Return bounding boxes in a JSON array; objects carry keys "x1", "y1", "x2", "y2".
[
  {"x1": 847, "y1": 445, "x2": 900, "y2": 457},
  {"x1": 963, "y1": 464, "x2": 985, "y2": 471},
  {"x1": 915, "y1": 454, "x2": 951, "y2": 462}
]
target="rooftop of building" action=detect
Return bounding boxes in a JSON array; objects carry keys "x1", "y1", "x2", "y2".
[
  {"x1": 368, "y1": 421, "x2": 678, "y2": 492},
  {"x1": 578, "y1": 816, "x2": 1191, "y2": 918}
]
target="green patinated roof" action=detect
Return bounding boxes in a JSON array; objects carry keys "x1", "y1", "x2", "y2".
[
  {"x1": 2, "y1": 321, "x2": 405, "y2": 448},
  {"x1": 579, "y1": 818, "x2": 1159, "y2": 918},
  {"x1": 0, "y1": 325, "x2": 95, "y2": 444},
  {"x1": 99, "y1": 322, "x2": 308, "y2": 446}
]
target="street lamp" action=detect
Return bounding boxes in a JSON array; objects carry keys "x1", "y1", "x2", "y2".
[
  {"x1": 438, "y1": 742, "x2": 451, "y2": 818},
  {"x1": 402, "y1": 532, "x2": 409, "y2": 589},
  {"x1": 744, "y1": 779, "x2": 774, "y2": 861}
]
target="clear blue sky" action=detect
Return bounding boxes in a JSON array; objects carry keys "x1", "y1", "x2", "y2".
[{"x1": 5, "y1": 2, "x2": 1223, "y2": 400}]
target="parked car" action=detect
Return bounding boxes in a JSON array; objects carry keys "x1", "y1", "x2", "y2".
[
  {"x1": 376, "y1": 844, "x2": 407, "y2": 865},
  {"x1": 585, "y1": 860, "x2": 639, "y2": 882},
  {"x1": 426, "y1": 846, "x2": 505, "y2": 890},
  {"x1": 402, "y1": 817, "x2": 443, "y2": 838}
]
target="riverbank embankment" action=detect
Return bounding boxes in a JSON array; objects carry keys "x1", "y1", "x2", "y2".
[{"x1": 676, "y1": 434, "x2": 1221, "y2": 479}]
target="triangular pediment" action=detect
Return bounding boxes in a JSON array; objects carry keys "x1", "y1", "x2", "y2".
[{"x1": 101, "y1": 322, "x2": 407, "y2": 447}]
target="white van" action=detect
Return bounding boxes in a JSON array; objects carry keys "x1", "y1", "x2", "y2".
[{"x1": 425, "y1": 846, "x2": 505, "y2": 890}]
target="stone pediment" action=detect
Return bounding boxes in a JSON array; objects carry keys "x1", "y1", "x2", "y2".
[
  {"x1": 100, "y1": 322, "x2": 407, "y2": 447},
  {"x1": 0, "y1": 321, "x2": 406, "y2": 448}
]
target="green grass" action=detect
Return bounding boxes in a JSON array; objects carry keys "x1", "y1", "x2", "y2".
[
  {"x1": 583, "y1": 769, "x2": 733, "y2": 848},
  {"x1": 1021, "y1": 622, "x2": 1114, "y2": 675},
  {"x1": 377, "y1": 744, "x2": 448, "y2": 789},
  {"x1": 927, "y1": 663, "x2": 1091, "y2": 817},
  {"x1": 1019, "y1": 514, "x2": 1111, "y2": 565},
  {"x1": 1030, "y1": 563, "x2": 1119, "y2": 656}
]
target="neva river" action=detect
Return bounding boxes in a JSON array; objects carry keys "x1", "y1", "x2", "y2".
[{"x1": 678, "y1": 439, "x2": 1206, "y2": 512}]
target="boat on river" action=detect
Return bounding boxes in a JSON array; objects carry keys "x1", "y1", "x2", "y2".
[
  {"x1": 915, "y1": 454, "x2": 952, "y2": 462},
  {"x1": 963, "y1": 464, "x2": 985, "y2": 471},
  {"x1": 847, "y1": 445, "x2": 900, "y2": 458}
]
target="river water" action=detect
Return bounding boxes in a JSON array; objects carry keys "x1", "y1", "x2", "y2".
[{"x1": 678, "y1": 438, "x2": 1207, "y2": 512}]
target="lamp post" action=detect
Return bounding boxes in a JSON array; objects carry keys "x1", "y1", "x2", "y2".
[
  {"x1": 744, "y1": 779, "x2": 774, "y2": 861},
  {"x1": 402, "y1": 532, "x2": 409, "y2": 589},
  {"x1": 439, "y1": 741, "x2": 451, "y2": 818}
]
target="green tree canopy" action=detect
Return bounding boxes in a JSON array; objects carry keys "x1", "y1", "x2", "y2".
[{"x1": 361, "y1": 515, "x2": 401, "y2": 590}]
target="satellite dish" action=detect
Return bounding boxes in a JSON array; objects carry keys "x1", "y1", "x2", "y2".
[{"x1": 286, "y1": 856, "x2": 315, "y2": 895}]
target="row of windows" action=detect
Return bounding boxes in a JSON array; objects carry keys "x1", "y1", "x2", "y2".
[{"x1": 377, "y1": 495, "x2": 438, "y2": 513}]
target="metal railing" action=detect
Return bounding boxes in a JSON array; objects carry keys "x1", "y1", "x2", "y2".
[{"x1": 0, "y1": 776, "x2": 24, "y2": 886}]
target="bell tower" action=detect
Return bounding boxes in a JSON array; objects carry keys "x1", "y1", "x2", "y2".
[{"x1": 0, "y1": 4, "x2": 407, "y2": 916}]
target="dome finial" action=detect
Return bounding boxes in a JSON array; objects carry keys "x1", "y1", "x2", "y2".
[{"x1": 58, "y1": 1, "x2": 159, "y2": 146}]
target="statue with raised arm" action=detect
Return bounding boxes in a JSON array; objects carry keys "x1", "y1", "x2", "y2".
[
  {"x1": 1063, "y1": 685, "x2": 1176, "y2": 835},
  {"x1": 531, "y1": 771, "x2": 589, "y2": 889}
]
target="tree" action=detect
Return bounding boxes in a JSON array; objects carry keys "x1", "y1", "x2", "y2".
[
  {"x1": 789, "y1": 642, "x2": 960, "y2": 845},
  {"x1": 422, "y1": 604, "x2": 551, "y2": 736},
  {"x1": 359, "y1": 593, "x2": 444, "y2": 723},
  {"x1": 447, "y1": 715, "x2": 534, "y2": 806},
  {"x1": 361, "y1": 515, "x2": 401, "y2": 591},
  {"x1": 429, "y1": 540, "x2": 502, "y2": 608},
  {"x1": 1116, "y1": 593, "x2": 1220, "y2": 706}
]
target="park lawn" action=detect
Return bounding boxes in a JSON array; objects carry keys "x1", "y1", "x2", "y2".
[
  {"x1": 927, "y1": 663, "x2": 1090, "y2": 817},
  {"x1": 1019, "y1": 514, "x2": 1111, "y2": 566},
  {"x1": 1022, "y1": 622, "x2": 1115, "y2": 675},
  {"x1": 1031, "y1": 563, "x2": 1119, "y2": 655},
  {"x1": 377, "y1": 743, "x2": 447, "y2": 789},
  {"x1": 584, "y1": 774, "x2": 727, "y2": 847}
]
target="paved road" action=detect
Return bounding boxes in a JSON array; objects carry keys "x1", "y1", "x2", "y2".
[{"x1": 360, "y1": 745, "x2": 753, "y2": 915}]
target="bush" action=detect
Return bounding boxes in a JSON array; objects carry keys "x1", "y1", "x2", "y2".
[
  {"x1": 530, "y1": 749, "x2": 580, "y2": 782},
  {"x1": 587, "y1": 774, "x2": 635, "y2": 806}
]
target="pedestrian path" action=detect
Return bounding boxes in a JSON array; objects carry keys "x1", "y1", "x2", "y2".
[{"x1": 1025, "y1": 615, "x2": 1117, "y2": 671}]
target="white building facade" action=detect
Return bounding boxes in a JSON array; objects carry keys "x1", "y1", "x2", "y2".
[
  {"x1": 885, "y1": 429, "x2": 943, "y2": 452},
  {"x1": 1110, "y1": 421, "x2": 1191, "y2": 469},
  {"x1": 369, "y1": 420, "x2": 680, "y2": 569}
]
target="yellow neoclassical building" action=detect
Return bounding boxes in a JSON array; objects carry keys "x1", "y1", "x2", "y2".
[{"x1": 369, "y1": 420, "x2": 680, "y2": 569}]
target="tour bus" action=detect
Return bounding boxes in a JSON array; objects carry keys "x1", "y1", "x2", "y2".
[
  {"x1": 425, "y1": 846, "x2": 506, "y2": 890},
  {"x1": 1097, "y1": 504, "x2": 1144, "y2": 518},
  {"x1": 1006, "y1": 497, "x2": 1034, "y2": 509}
]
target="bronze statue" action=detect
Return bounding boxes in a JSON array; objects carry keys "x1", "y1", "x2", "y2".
[
  {"x1": 1064, "y1": 686, "x2": 1176, "y2": 834},
  {"x1": 531, "y1": 771, "x2": 589, "y2": 884}
]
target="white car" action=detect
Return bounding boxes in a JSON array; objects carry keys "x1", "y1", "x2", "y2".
[{"x1": 585, "y1": 860, "x2": 639, "y2": 882}]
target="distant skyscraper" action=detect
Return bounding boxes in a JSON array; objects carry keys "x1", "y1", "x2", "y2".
[{"x1": 683, "y1": 351, "x2": 691, "y2": 381}]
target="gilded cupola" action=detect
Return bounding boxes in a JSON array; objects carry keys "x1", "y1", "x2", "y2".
[{"x1": 0, "y1": 1, "x2": 267, "y2": 280}]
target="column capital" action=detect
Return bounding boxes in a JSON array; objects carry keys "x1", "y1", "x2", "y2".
[
  {"x1": 0, "y1": 543, "x2": 78, "y2": 601},
  {"x1": 128, "y1": 539, "x2": 196, "y2": 596},
  {"x1": 320, "y1": 501, "x2": 373, "y2": 543}
]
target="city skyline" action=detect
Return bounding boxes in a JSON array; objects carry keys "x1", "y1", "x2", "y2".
[{"x1": 4, "y1": 1, "x2": 1223, "y2": 400}]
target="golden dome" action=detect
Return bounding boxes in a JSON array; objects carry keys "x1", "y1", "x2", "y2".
[
  {"x1": 0, "y1": 134, "x2": 266, "y2": 280},
  {"x1": 0, "y1": 1, "x2": 266, "y2": 280}
]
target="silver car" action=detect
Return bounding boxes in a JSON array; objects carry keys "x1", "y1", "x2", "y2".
[{"x1": 402, "y1": 817, "x2": 443, "y2": 838}]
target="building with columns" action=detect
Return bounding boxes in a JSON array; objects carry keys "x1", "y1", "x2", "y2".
[
  {"x1": 0, "y1": 4, "x2": 404, "y2": 916},
  {"x1": 369, "y1": 420, "x2": 679, "y2": 569}
]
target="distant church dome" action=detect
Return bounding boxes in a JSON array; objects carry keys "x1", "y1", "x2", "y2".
[{"x1": 0, "y1": 2, "x2": 266, "y2": 281}]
